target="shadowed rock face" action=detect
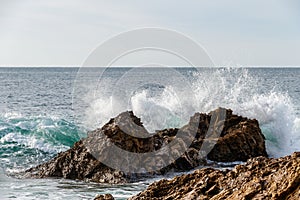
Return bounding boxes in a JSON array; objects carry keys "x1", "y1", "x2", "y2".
[
  {"x1": 25, "y1": 140, "x2": 127, "y2": 183},
  {"x1": 94, "y1": 194, "x2": 115, "y2": 200},
  {"x1": 129, "y1": 152, "x2": 300, "y2": 200},
  {"x1": 25, "y1": 108, "x2": 267, "y2": 183}
]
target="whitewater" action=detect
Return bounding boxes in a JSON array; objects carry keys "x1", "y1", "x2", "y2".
[{"x1": 0, "y1": 67, "x2": 299, "y2": 199}]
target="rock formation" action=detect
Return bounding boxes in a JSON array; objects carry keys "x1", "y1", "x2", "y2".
[
  {"x1": 26, "y1": 108, "x2": 267, "y2": 183},
  {"x1": 129, "y1": 152, "x2": 300, "y2": 200},
  {"x1": 94, "y1": 194, "x2": 115, "y2": 200}
]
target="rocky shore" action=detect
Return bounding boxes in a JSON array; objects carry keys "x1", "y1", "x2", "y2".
[
  {"x1": 26, "y1": 108, "x2": 267, "y2": 184},
  {"x1": 130, "y1": 152, "x2": 300, "y2": 200},
  {"x1": 25, "y1": 108, "x2": 267, "y2": 183},
  {"x1": 24, "y1": 108, "x2": 300, "y2": 199}
]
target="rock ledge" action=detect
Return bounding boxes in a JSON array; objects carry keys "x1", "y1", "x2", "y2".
[{"x1": 130, "y1": 152, "x2": 300, "y2": 200}]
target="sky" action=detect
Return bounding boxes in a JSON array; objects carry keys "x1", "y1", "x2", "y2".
[{"x1": 0, "y1": 0, "x2": 300, "y2": 67}]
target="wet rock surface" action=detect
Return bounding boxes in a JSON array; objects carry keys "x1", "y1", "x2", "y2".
[
  {"x1": 94, "y1": 194, "x2": 115, "y2": 200},
  {"x1": 129, "y1": 152, "x2": 300, "y2": 200},
  {"x1": 26, "y1": 108, "x2": 267, "y2": 183}
]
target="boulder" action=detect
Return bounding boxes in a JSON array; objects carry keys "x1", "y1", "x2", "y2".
[
  {"x1": 25, "y1": 140, "x2": 127, "y2": 183},
  {"x1": 94, "y1": 194, "x2": 115, "y2": 200},
  {"x1": 26, "y1": 108, "x2": 267, "y2": 183},
  {"x1": 129, "y1": 152, "x2": 300, "y2": 200}
]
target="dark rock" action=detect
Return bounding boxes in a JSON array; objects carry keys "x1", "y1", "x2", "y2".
[
  {"x1": 129, "y1": 152, "x2": 300, "y2": 200},
  {"x1": 94, "y1": 194, "x2": 115, "y2": 200},
  {"x1": 26, "y1": 108, "x2": 267, "y2": 183},
  {"x1": 25, "y1": 140, "x2": 127, "y2": 184},
  {"x1": 207, "y1": 109, "x2": 267, "y2": 162}
]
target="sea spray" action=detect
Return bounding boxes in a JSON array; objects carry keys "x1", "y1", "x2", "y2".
[
  {"x1": 192, "y1": 68, "x2": 300, "y2": 157},
  {"x1": 83, "y1": 67, "x2": 300, "y2": 158}
]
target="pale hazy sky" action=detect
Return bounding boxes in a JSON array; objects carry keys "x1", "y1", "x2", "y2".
[{"x1": 0, "y1": 0, "x2": 300, "y2": 66}]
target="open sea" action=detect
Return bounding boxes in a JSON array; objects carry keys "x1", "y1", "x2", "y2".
[{"x1": 0, "y1": 67, "x2": 299, "y2": 199}]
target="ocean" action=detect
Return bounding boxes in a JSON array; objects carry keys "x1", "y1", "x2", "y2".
[{"x1": 0, "y1": 67, "x2": 299, "y2": 199}]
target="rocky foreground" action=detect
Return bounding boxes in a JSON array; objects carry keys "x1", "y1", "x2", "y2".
[
  {"x1": 26, "y1": 108, "x2": 267, "y2": 183},
  {"x1": 129, "y1": 152, "x2": 300, "y2": 200}
]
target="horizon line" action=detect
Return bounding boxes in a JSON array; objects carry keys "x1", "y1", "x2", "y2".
[{"x1": 0, "y1": 65, "x2": 300, "y2": 68}]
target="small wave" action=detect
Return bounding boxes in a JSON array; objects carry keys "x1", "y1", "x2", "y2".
[
  {"x1": 0, "y1": 132, "x2": 67, "y2": 154},
  {"x1": 0, "y1": 114, "x2": 86, "y2": 171}
]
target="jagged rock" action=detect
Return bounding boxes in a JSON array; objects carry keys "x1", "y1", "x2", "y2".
[
  {"x1": 25, "y1": 140, "x2": 127, "y2": 184},
  {"x1": 26, "y1": 108, "x2": 267, "y2": 183},
  {"x1": 129, "y1": 152, "x2": 300, "y2": 200},
  {"x1": 94, "y1": 194, "x2": 115, "y2": 200},
  {"x1": 206, "y1": 109, "x2": 267, "y2": 162}
]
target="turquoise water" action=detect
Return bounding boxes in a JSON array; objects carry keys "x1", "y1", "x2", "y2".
[{"x1": 0, "y1": 67, "x2": 300, "y2": 199}]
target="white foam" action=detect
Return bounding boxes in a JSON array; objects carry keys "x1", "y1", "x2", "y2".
[
  {"x1": 0, "y1": 115, "x2": 74, "y2": 154},
  {"x1": 191, "y1": 68, "x2": 300, "y2": 157},
  {"x1": 0, "y1": 132, "x2": 68, "y2": 154},
  {"x1": 84, "y1": 85, "x2": 187, "y2": 132},
  {"x1": 83, "y1": 67, "x2": 300, "y2": 158},
  {"x1": 2, "y1": 112, "x2": 23, "y2": 119},
  {"x1": 130, "y1": 86, "x2": 184, "y2": 132}
]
